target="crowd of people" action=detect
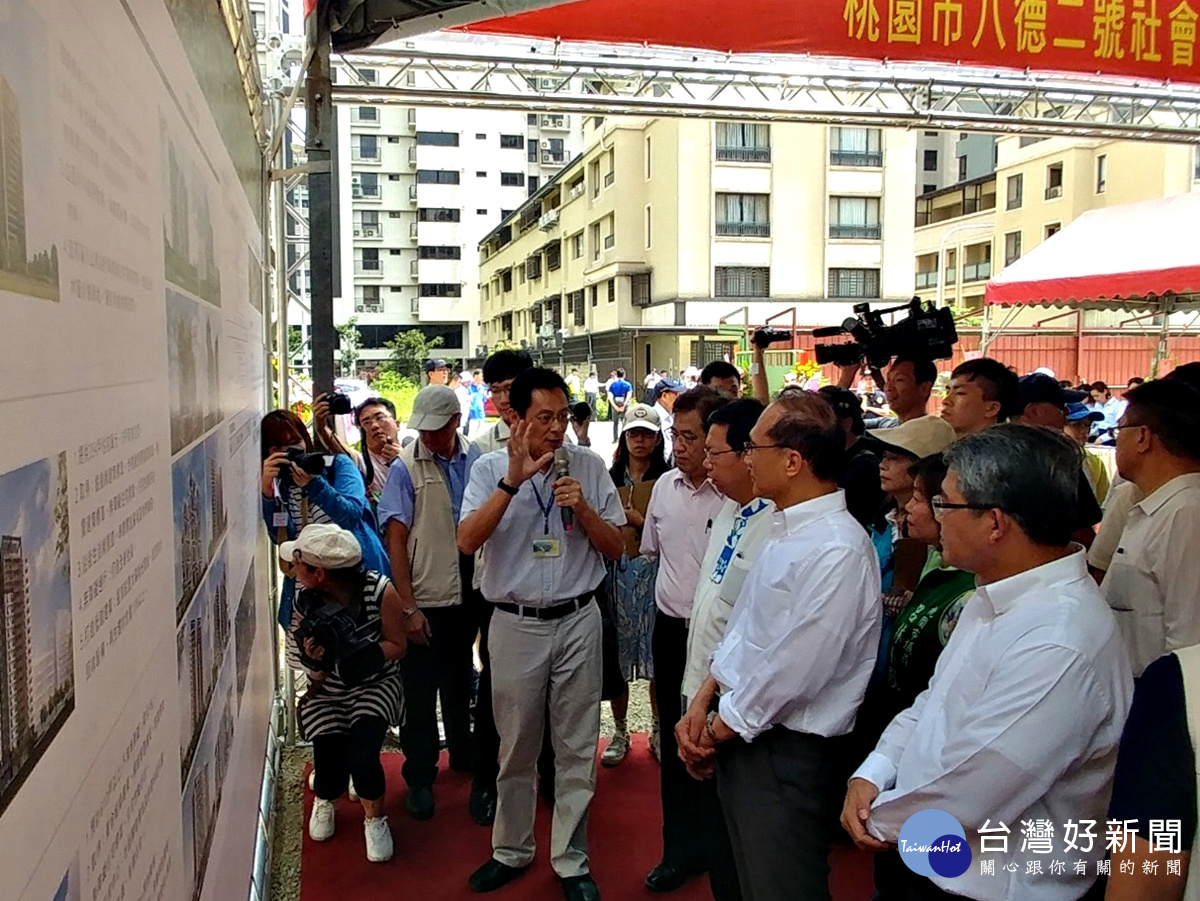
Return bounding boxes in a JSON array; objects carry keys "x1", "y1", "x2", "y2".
[{"x1": 260, "y1": 344, "x2": 1200, "y2": 901}]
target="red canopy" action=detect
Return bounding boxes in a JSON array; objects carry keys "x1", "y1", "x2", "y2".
[{"x1": 985, "y1": 193, "x2": 1200, "y2": 308}]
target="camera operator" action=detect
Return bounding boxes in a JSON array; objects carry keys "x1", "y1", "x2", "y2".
[
  {"x1": 285, "y1": 523, "x2": 406, "y2": 863},
  {"x1": 261, "y1": 410, "x2": 390, "y2": 636},
  {"x1": 700, "y1": 361, "x2": 742, "y2": 398},
  {"x1": 835, "y1": 355, "x2": 936, "y2": 429}
]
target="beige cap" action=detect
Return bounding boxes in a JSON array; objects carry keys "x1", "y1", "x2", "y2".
[
  {"x1": 279, "y1": 523, "x2": 363, "y2": 570},
  {"x1": 867, "y1": 414, "x2": 957, "y2": 459},
  {"x1": 409, "y1": 384, "x2": 461, "y2": 431},
  {"x1": 623, "y1": 404, "x2": 662, "y2": 433}
]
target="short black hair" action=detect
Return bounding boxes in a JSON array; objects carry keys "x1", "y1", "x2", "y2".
[
  {"x1": 1090, "y1": 381, "x2": 1110, "y2": 394},
  {"x1": 1127, "y1": 376, "x2": 1146, "y2": 388},
  {"x1": 482, "y1": 349, "x2": 533, "y2": 385},
  {"x1": 817, "y1": 386, "x2": 866, "y2": 435},
  {"x1": 1166, "y1": 363, "x2": 1200, "y2": 394},
  {"x1": 354, "y1": 396, "x2": 396, "y2": 423},
  {"x1": 700, "y1": 360, "x2": 741, "y2": 385},
  {"x1": 894, "y1": 354, "x2": 938, "y2": 386},
  {"x1": 768, "y1": 392, "x2": 844, "y2": 481},
  {"x1": 1125, "y1": 379, "x2": 1200, "y2": 462},
  {"x1": 509, "y1": 367, "x2": 570, "y2": 418},
  {"x1": 951, "y1": 358, "x2": 1020, "y2": 422},
  {"x1": 616, "y1": 368, "x2": 626, "y2": 378},
  {"x1": 908, "y1": 452, "x2": 950, "y2": 500},
  {"x1": 706, "y1": 398, "x2": 765, "y2": 451},
  {"x1": 671, "y1": 386, "x2": 731, "y2": 434}
]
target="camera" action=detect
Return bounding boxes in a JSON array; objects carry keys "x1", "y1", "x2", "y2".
[
  {"x1": 279, "y1": 447, "x2": 328, "y2": 485},
  {"x1": 326, "y1": 392, "x2": 353, "y2": 416},
  {"x1": 292, "y1": 589, "x2": 385, "y2": 687},
  {"x1": 812, "y1": 298, "x2": 957, "y2": 370},
  {"x1": 752, "y1": 327, "x2": 792, "y2": 350}
]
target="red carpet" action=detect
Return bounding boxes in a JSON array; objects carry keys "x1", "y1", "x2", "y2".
[{"x1": 299, "y1": 733, "x2": 876, "y2": 901}]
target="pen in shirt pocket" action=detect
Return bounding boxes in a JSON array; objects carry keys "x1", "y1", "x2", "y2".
[{"x1": 705, "y1": 519, "x2": 713, "y2": 533}]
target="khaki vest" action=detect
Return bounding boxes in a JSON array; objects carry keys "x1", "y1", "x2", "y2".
[
  {"x1": 1176, "y1": 645, "x2": 1200, "y2": 901},
  {"x1": 398, "y1": 439, "x2": 463, "y2": 607}
]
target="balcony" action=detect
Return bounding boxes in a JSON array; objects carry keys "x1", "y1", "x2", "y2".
[
  {"x1": 409, "y1": 222, "x2": 419, "y2": 241},
  {"x1": 406, "y1": 108, "x2": 417, "y2": 130},
  {"x1": 406, "y1": 147, "x2": 417, "y2": 168},
  {"x1": 541, "y1": 150, "x2": 567, "y2": 165},
  {"x1": 354, "y1": 260, "x2": 382, "y2": 276},
  {"x1": 354, "y1": 225, "x2": 381, "y2": 239},
  {"x1": 351, "y1": 183, "x2": 380, "y2": 200},
  {"x1": 829, "y1": 224, "x2": 882, "y2": 240},
  {"x1": 355, "y1": 301, "x2": 383, "y2": 314},
  {"x1": 915, "y1": 271, "x2": 938, "y2": 289},
  {"x1": 716, "y1": 146, "x2": 771, "y2": 163},
  {"x1": 539, "y1": 209, "x2": 560, "y2": 230},
  {"x1": 944, "y1": 268, "x2": 957, "y2": 285},
  {"x1": 830, "y1": 151, "x2": 883, "y2": 167},
  {"x1": 962, "y1": 261, "x2": 991, "y2": 282},
  {"x1": 410, "y1": 260, "x2": 419, "y2": 277},
  {"x1": 540, "y1": 115, "x2": 570, "y2": 130},
  {"x1": 716, "y1": 221, "x2": 770, "y2": 237},
  {"x1": 567, "y1": 181, "x2": 586, "y2": 201},
  {"x1": 408, "y1": 184, "x2": 418, "y2": 203}
]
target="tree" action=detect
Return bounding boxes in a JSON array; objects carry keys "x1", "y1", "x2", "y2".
[
  {"x1": 383, "y1": 329, "x2": 443, "y2": 382},
  {"x1": 335, "y1": 316, "x2": 361, "y2": 377}
]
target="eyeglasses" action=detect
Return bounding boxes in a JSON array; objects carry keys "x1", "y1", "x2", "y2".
[
  {"x1": 668, "y1": 428, "x2": 702, "y2": 445},
  {"x1": 358, "y1": 411, "x2": 395, "y2": 427},
  {"x1": 534, "y1": 412, "x2": 571, "y2": 426},
  {"x1": 931, "y1": 495, "x2": 1000, "y2": 520},
  {"x1": 1111, "y1": 421, "x2": 1146, "y2": 433},
  {"x1": 705, "y1": 447, "x2": 743, "y2": 459},
  {"x1": 742, "y1": 442, "x2": 784, "y2": 455}
]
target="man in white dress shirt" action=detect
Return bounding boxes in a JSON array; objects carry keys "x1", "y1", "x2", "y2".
[
  {"x1": 842, "y1": 424, "x2": 1133, "y2": 901},
  {"x1": 1101, "y1": 378, "x2": 1200, "y2": 677},
  {"x1": 678, "y1": 391, "x2": 880, "y2": 901}
]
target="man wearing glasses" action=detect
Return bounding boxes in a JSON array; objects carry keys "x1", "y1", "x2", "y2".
[
  {"x1": 475, "y1": 350, "x2": 534, "y2": 454},
  {"x1": 639, "y1": 387, "x2": 730, "y2": 893},
  {"x1": 459, "y1": 368, "x2": 625, "y2": 901},
  {"x1": 842, "y1": 424, "x2": 1132, "y2": 901},
  {"x1": 678, "y1": 391, "x2": 880, "y2": 901}
]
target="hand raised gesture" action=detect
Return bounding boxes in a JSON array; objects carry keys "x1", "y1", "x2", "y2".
[{"x1": 505, "y1": 419, "x2": 553, "y2": 486}]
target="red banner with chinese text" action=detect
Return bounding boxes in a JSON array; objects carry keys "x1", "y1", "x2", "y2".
[{"x1": 464, "y1": 0, "x2": 1200, "y2": 86}]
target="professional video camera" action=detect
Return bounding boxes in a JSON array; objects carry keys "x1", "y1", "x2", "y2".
[
  {"x1": 813, "y1": 298, "x2": 957, "y2": 369},
  {"x1": 293, "y1": 588, "x2": 385, "y2": 686}
]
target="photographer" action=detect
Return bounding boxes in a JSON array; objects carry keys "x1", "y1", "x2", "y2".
[
  {"x1": 835, "y1": 355, "x2": 936, "y2": 429},
  {"x1": 261, "y1": 410, "x2": 389, "y2": 634},
  {"x1": 313, "y1": 394, "x2": 402, "y2": 507},
  {"x1": 285, "y1": 523, "x2": 406, "y2": 863}
]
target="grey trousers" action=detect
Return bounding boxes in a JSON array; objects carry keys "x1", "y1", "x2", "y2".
[
  {"x1": 489, "y1": 600, "x2": 602, "y2": 878},
  {"x1": 716, "y1": 726, "x2": 843, "y2": 901}
]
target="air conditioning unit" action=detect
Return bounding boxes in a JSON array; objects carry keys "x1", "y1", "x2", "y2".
[
  {"x1": 267, "y1": 33, "x2": 283, "y2": 50},
  {"x1": 353, "y1": 229, "x2": 361, "y2": 237},
  {"x1": 475, "y1": 345, "x2": 488, "y2": 357},
  {"x1": 537, "y1": 78, "x2": 559, "y2": 91},
  {"x1": 351, "y1": 175, "x2": 361, "y2": 185},
  {"x1": 361, "y1": 227, "x2": 378, "y2": 237},
  {"x1": 538, "y1": 210, "x2": 560, "y2": 230},
  {"x1": 539, "y1": 323, "x2": 555, "y2": 338},
  {"x1": 558, "y1": 328, "x2": 570, "y2": 340}
]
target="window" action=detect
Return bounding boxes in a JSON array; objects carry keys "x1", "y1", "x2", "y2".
[
  {"x1": 357, "y1": 247, "x2": 380, "y2": 273},
  {"x1": 500, "y1": 134, "x2": 525, "y2": 149},
  {"x1": 1096, "y1": 154, "x2": 1107, "y2": 193},
  {"x1": 590, "y1": 223, "x2": 601, "y2": 260},
  {"x1": 1006, "y1": 174, "x2": 1024, "y2": 210},
  {"x1": 517, "y1": 263, "x2": 526, "y2": 284},
  {"x1": 527, "y1": 113, "x2": 538, "y2": 125},
  {"x1": 1004, "y1": 231, "x2": 1022, "y2": 266},
  {"x1": 632, "y1": 273, "x2": 651, "y2": 306},
  {"x1": 419, "y1": 246, "x2": 461, "y2": 260},
  {"x1": 605, "y1": 150, "x2": 615, "y2": 187},
  {"x1": 543, "y1": 138, "x2": 565, "y2": 165},
  {"x1": 476, "y1": 209, "x2": 487, "y2": 215},
  {"x1": 830, "y1": 127, "x2": 883, "y2": 167},
  {"x1": 715, "y1": 193, "x2": 770, "y2": 237},
  {"x1": 1045, "y1": 222, "x2": 1061, "y2": 240},
  {"x1": 572, "y1": 232, "x2": 584, "y2": 259},
  {"x1": 501, "y1": 270, "x2": 513, "y2": 292},
  {"x1": 1045, "y1": 163, "x2": 1064, "y2": 199},
  {"x1": 356, "y1": 284, "x2": 382, "y2": 313},
  {"x1": 353, "y1": 134, "x2": 379, "y2": 161},
  {"x1": 527, "y1": 255, "x2": 542, "y2": 280},
  {"x1": 353, "y1": 172, "x2": 380, "y2": 198},
  {"x1": 590, "y1": 160, "x2": 601, "y2": 198},
  {"x1": 546, "y1": 243, "x2": 561, "y2": 270},
  {"x1": 645, "y1": 206, "x2": 652, "y2": 248},
  {"x1": 921, "y1": 183, "x2": 936, "y2": 194},
  {"x1": 415, "y1": 131, "x2": 459, "y2": 146},
  {"x1": 529, "y1": 175, "x2": 540, "y2": 194},
  {"x1": 1194, "y1": 147, "x2": 1200, "y2": 180},
  {"x1": 356, "y1": 106, "x2": 378, "y2": 122},
  {"x1": 476, "y1": 171, "x2": 487, "y2": 177},
  {"x1": 715, "y1": 122, "x2": 771, "y2": 162},
  {"x1": 828, "y1": 268, "x2": 881, "y2": 298},
  {"x1": 418, "y1": 207, "x2": 460, "y2": 222},
  {"x1": 387, "y1": 135, "x2": 400, "y2": 144},
  {"x1": 388, "y1": 211, "x2": 401, "y2": 218},
  {"x1": 590, "y1": 285, "x2": 598, "y2": 307},
  {"x1": 828, "y1": 196, "x2": 881, "y2": 239},
  {"x1": 715, "y1": 266, "x2": 770, "y2": 298},
  {"x1": 528, "y1": 140, "x2": 539, "y2": 163},
  {"x1": 419, "y1": 283, "x2": 462, "y2": 298},
  {"x1": 388, "y1": 174, "x2": 401, "y2": 181},
  {"x1": 607, "y1": 279, "x2": 616, "y2": 303},
  {"x1": 923, "y1": 149, "x2": 939, "y2": 172},
  {"x1": 957, "y1": 155, "x2": 968, "y2": 181},
  {"x1": 500, "y1": 172, "x2": 526, "y2": 187},
  {"x1": 358, "y1": 67, "x2": 378, "y2": 84},
  {"x1": 359, "y1": 210, "x2": 380, "y2": 229},
  {"x1": 417, "y1": 170, "x2": 460, "y2": 185},
  {"x1": 962, "y1": 243, "x2": 992, "y2": 281},
  {"x1": 1020, "y1": 136, "x2": 1048, "y2": 148},
  {"x1": 476, "y1": 133, "x2": 486, "y2": 140},
  {"x1": 570, "y1": 289, "x2": 585, "y2": 325},
  {"x1": 645, "y1": 137, "x2": 652, "y2": 178}
]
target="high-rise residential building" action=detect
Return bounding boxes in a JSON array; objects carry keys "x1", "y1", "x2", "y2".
[
  {"x1": 0, "y1": 76, "x2": 27, "y2": 275},
  {"x1": 0, "y1": 536, "x2": 32, "y2": 784},
  {"x1": 916, "y1": 130, "x2": 997, "y2": 195},
  {"x1": 914, "y1": 136, "x2": 1200, "y2": 311},
  {"x1": 477, "y1": 117, "x2": 917, "y2": 379},
  {"x1": 55, "y1": 610, "x2": 71, "y2": 692},
  {"x1": 180, "y1": 475, "x2": 204, "y2": 609}
]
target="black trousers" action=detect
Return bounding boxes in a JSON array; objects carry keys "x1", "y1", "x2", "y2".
[
  {"x1": 653, "y1": 613, "x2": 705, "y2": 867},
  {"x1": 717, "y1": 726, "x2": 843, "y2": 901},
  {"x1": 312, "y1": 717, "x2": 388, "y2": 802},
  {"x1": 873, "y1": 851, "x2": 1109, "y2": 901},
  {"x1": 399, "y1": 602, "x2": 475, "y2": 788}
]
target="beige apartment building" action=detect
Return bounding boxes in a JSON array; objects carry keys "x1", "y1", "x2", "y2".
[
  {"x1": 914, "y1": 137, "x2": 1200, "y2": 312},
  {"x1": 477, "y1": 117, "x2": 916, "y2": 379}
]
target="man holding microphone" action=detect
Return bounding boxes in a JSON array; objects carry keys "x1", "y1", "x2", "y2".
[{"x1": 459, "y1": 368, "x2": 625, "y2": 901}]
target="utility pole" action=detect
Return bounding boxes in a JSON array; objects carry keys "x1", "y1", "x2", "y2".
[{"x1": 305, "y1": 1, "x2": 335, "y2": 395}]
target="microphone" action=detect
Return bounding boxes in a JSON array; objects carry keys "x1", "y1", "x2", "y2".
[{"x1": 554, "y1": 446, "x2": 573, "y2": 532}]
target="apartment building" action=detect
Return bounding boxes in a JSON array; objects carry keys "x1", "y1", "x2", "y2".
[
  {"x1": 916, "y1": 130, "x2": 996, "y2": 195},
  {"x1": 477, "y1": 117, "x2": 917, "y2": 380},
  {"x1": 914, "y1": 136, "x2": 1200, "y2": 312}
]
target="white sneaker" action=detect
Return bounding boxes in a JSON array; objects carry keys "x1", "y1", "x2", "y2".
[
  {"x1": 309, "y1": 798, "x2": 336, "y2": 842},
  {"x1": 601, "y1": 730, "x2": 629, "y2": 767},
  {"x1": 364, "y1": 816, "x2": 394, "y2": 863},
  {"x1": 348, "y1": 776, "x2": 359, "y2": 802},
  {"x1": 307, "y1": 770, "x2": 358, "y2": 801}
]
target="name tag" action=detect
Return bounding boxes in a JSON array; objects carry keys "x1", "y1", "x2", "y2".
[
  {"x1": 273, "y1": 512, "x2": 288, "y2": 528},
  {"x1": 532, "y1": 538, "x2": 562, "y2": 558}
]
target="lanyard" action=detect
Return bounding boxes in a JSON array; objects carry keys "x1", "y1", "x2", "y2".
[{"x1": 530, "y1": 475, "x2": 556, "y2": 536}]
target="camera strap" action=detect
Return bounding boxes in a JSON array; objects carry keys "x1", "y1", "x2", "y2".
[{"x1": 276, "y1": 495, "x2": 312, "y2": 577}]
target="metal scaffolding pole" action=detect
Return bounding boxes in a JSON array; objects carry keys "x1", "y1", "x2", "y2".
[{"x1": 306, "y1": 3, "x2": 336, "y2": 396}]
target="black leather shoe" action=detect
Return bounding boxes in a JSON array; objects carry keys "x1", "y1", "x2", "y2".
[
  {"x1": 561, "y1": 874, "x2": 601, "y2": 901},
  {"x1": 405, "y1": 785, "x2": 435, "y2": 820},
  {"x1": 644, "y1": 861, "x2": 705, "y2": 893},
  {"x1": 468, "y1": 859, "x2": 529, "y2": 893},
  {"x1": 469, "y1": 784, "x2": 497, "y2": 826}
]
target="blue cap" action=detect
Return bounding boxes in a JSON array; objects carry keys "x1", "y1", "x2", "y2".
[{"x1": 1065, "y1": 401, "x2": 1104, "y2": 422}]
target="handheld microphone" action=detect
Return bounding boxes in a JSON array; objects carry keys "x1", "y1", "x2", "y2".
[{"x1": 553, "y1": 446, "x2": 573, "y2": 532}]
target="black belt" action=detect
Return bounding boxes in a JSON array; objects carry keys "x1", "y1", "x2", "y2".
[{"x1": 495, "y1": 592, "x2": 594, "y2": 620}]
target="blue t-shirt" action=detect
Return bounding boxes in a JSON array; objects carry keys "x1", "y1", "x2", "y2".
[{"x1": 608, "y1": 379, "x2": 633, "y2": 403}]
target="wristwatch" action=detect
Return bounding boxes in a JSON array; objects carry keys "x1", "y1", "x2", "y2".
[
  {"x1": 705, "y1": 711, "x2": 720, "y2": 743},
  {"x1": 497, "y1": 477, "x2": 519, "y2": 496}
]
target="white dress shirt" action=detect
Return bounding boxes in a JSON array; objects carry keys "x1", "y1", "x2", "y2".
[
  {"x1": 854, "y1": 549, "x2": 1133, "y2": 901},
  {"x1": 460, "y1": 445, "x2": 625, "y2": 605},
  {"x1": 639, "y1": 469, "x2": 726, "y2": 619},
  {"x1": 710, "y1": 490, "x2": 880, "y2": 741},
  {"x1": 1101, "y1": 472, "x2": 1200, "y2": 677},
  {"x1": 1087, "y1": 479, "x2": 1142, "y2": 573},
  {"x1": 682, "y1": 496, "x2": 775, "y2": 704},
  {"x1": 653, "y1": 402, "x2": 675, "y2": 459},
  {"x1": 473, "y1": 418, "x2": 511, "y2": 455}
]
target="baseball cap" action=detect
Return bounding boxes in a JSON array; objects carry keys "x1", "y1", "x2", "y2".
[
  {"x1": 424, "y1": 358, "x2": 450, "y2": 373},
  {"x1": 653, "y1": 378, "x2": 685, "y2": 403},
  {"x1": 408, "y1": 384, "x2": 461, "y2": 431},
  {"x1": 818, "y1": 386, "x2": 864, "y2": 425},
  {"x1": 867, "y1": 415, "x2": 957, "y2": 459},
  {"x1": 280, "y1": 523, "x2": 362, "y2": 570},
  {"x1": 1065, "y1": 401, "x2": 1104, "y2": 423},
  {"x1": 623, "y1": 404, "x2": 662, "y2": 433},
  {"x1": 1015, "y1": 373, "x2": 1087, "y2": 413}
]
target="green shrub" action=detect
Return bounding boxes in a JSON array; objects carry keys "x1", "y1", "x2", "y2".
[{"x1": 370, "y1": 371, "x2": 420, "y2": 424}]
